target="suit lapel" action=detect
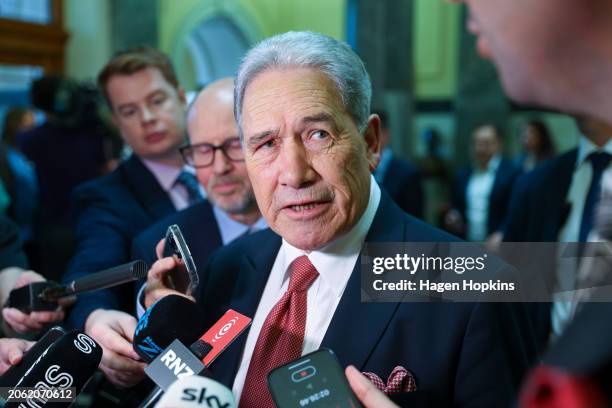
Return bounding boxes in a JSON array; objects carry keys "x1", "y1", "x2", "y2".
[
  {"x1": 322, "y1": 194, "x2": 405, "y2": 369},
  {"x1": 210, "y1": 231, "x2": 282, "y2": 386},
  {"x1": 546, "y1": 149, "x2": 577, "y2": 239},
  {"x1": 121, "y1": 155, "x2": 176, "y2": 220},
  {"x1": 489, "y1": 159, "x2": 506, "y2": 205}
]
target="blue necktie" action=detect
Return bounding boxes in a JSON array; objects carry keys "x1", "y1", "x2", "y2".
[
  {"x1": 175, "y1": 171, "x2": 204, "y2": 205},
  {"x1": 579, "y1": 152, "x2": 612, "y2": 242}
]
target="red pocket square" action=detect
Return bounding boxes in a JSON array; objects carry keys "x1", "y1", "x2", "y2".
[{"x1": 362, "y1": 366, "x2": 417, "y2": 394}]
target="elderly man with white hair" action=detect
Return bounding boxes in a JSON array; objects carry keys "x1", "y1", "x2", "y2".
[{"x1": 146, "y1": 31, "x2": 534, "y2": 407}]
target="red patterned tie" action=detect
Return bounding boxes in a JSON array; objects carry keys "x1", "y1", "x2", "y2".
[{"x1": 239, "y1": 255, "x2": 319, "y2": 408}]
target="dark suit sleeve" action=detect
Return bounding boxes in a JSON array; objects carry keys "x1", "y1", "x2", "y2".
[
  {"x1": 63, "y1": 184, "x2": 135, "y2": 330},
  {"x1": 399, "y1": 167, "x2": 424, "y2": 219},
  {"x1": 451, "y1": 169, "x2": 468, "y2": 218},
  {"x1": 502, "y1": 173, "x2": 530, "y2": 242},
  {"x1": 454, "y1": 302, "x2": 536, "y2": 407},
  {"x1": 384, "y1": 159, "x2": 425, "y2": 219},
  {"x1": 131, "y1": 233, "x2": 161, "y2": 273}
]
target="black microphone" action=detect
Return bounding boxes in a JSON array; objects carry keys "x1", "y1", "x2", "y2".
[
  {"x1": 7, "y1": 260, "x2": 148, "y2": 312},
  {"x1": 133, "y1": 295, "x2": 208, "y2": 363},
  {"x1": 2, "y1": 330, "x2": 102, "y2": 408},
  {"x1": 0, "y1": 326, "x2": 66, "y2": 387},
  {"x1": 139, "y1": 307, "x2": 251, "y2": 407}
]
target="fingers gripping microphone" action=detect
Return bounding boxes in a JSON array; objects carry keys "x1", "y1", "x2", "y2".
[
  {"x1": 133, "y1": 295, "x2": 209, "y2": 363},
  {"x1": 2, "y1": 330, "x2": 102, "y2": 408},
  {"x1": 0, "y1": 326, "x2": 66, "y2": 387},
  {"x1": 154, "y1": 375, "x2": 236, "y2": 408},
  {"x1": 7, "y1": 260, "x2": 148, "y2": 312}
]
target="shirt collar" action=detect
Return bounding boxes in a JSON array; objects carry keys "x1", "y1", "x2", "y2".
[
  {"x1": 141, "y1": 158, "x2": 188, "y2": 192},
  {"x1": 212, "y1": 205, "x2": 267, "y2": 245},
  {"x1": 280, "y1": 174, "x2": 382, "y2": 298},
  {"x1": 473, "y1": 154, "x2": 501, "y2": 174},
  {"x1": 576, "y1": 135, "x2": 612, "y2": 168},
  {"x1": 486, "y1": 155, "x2": 502, "y2": 173}
]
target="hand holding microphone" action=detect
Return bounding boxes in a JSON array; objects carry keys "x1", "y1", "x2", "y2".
[
  {"x1": 85, "y1": 309, "x2": 146, "y2": 388},
  {"x1": 144, "y1": 239, "x2": 194, "y2": 309},
  {"x1": 0, "y1": 338, "x2": 33, "y2": 375},
  {"x1": 6, "y1": 260, "x2": 147, "y2": 314},
  {"x1": 0, "y1": 328, "x2": 103, "y2": 408},
  {"x1": 2, "y1": 271, "x2": 72, "y2": 335}
]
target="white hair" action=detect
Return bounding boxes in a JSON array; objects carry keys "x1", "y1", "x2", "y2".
[{"x1": 234, "y1": 31, "x2": 372, "y2": 139}]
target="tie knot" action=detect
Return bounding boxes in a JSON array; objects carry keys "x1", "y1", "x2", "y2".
[
  {"x1": 588, "y1": 152, "x2": 612, "y2": 174},
  {"x1": 287, "y1": 255, "x2": 319, "y2": 292}
]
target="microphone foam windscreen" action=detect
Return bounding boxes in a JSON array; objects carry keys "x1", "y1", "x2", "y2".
[
  {"x1": 133, "y1": 295, "x2": 208, "y2": 363},
  {"x1": 0, "y1": 326, "x2": 65, "y2": 387},
  {"x1": 4, "y1": 330, "x2": 102, "y2": 408},
  {"x1": 154, "y1": 375, "x2": 236, "y2": 408}
]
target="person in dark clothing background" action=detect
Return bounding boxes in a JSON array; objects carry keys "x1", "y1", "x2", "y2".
[
  {"x1": 0, "y1": 108, "x2": 38, "y2": 246},
  {"x1": 450, "y1": 124, "x2": 521, "y2": 243},
  {"x1": 373, "y1": 110, "x2": 424, "y2": 219},
  {"x1": 18, "y1": 76, "x2": 122, "y2": 280}
]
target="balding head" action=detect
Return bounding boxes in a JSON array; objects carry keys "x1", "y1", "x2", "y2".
[
  {"x1": 188, "y1": 77, "x2": 235, "y2": 142},
  {"x1": 184, "y1": 78, "x2": 259, "y2": 221}
]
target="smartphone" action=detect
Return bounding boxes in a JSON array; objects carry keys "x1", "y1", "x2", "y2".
[
  {"x1": 268, "y1": 348, "x2": 362, "y2": 408},
  {"x1": 163, "y1": 224, "x2": 199, "y2": 295}
]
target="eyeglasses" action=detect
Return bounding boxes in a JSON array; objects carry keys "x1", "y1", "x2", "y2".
[{"x1": 179, "y1": 138, "x2": 244, "y2": 168}]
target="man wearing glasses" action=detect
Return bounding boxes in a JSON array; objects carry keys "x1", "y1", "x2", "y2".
[
  {"x1": 132, "y1": 78, "x2": 266, "y2": 309},
  {"x1": 62, "y1": 47, "x2": 200, "y2": 391},
  {"x1": 85, "y1": 77, "x2": 265, "y2": 392}
]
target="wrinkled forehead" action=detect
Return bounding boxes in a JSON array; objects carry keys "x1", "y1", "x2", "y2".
[{"x1": 241, "y1": 67, "x2": 347, "y2": 126}]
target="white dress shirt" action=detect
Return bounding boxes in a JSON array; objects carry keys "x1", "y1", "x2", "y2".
[
  {"x1": 551, "y1": 136, "x2": 612, "y2": 337},
  {"x1": 212, "y1": 205, "x2": 268, "y2": 245},
  {"x1": 232, "y1": 175, "x2": 381, "y2": 400},
  {"x1": 557, "y1": 136, "x2": 612, "y2": 242},
  {"x1": 466, "y1": 155, "x2": 501, "y2": 241},
  {"x1": 141, "y1": 159, "x2": 206, "y2": 211}
]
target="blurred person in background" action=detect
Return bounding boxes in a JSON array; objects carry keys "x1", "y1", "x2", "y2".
[
  {"x1": 503, "y1": 117, "x2": 612, "y2": 350},
  {"x1": 373, "y1": 110, "x2": 424, "y2": 219},
  {"x1": 516, "y1": 119, "x2": 556, "y2": 172},
  {"x1": 450, "y1": 124, "x2": 521, "y2": 242},
  {"x1": 0, "y1": 108, "x2": 38, "y2": 247},
  {"x1": 61, "y1": 47, "x2": 196, "y2": 406},
  {"x1": 451, "y1": 0, "x2": 612, "y2": 405},
  {"x1": 18, "y1": 76, "x2": 122, "y2": 280},
  {"x1": 0, "y1": 214, "x2": 68, "y2": 339}
]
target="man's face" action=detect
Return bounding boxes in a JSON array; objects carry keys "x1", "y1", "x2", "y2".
[
  {"x1": 107, "y1": 67, "x2": 187, "y2": 161},
  {"x1": 473, "y1": 125, "x2": 500, "y2": 168},
  {"x1": 187, "y1": 95, "x2": 255, "y2": 215},
  {"x1": 241, "y1": 68, "x2": 380, "y2": 251},
  {"x1": 454, "y1": 0, "x2": 578, "y2": 107}
]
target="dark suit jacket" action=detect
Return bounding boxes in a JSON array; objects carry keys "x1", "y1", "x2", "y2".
[
  {"x1": 0, "y1": 214, "x2": 28, "y2": 270},
  {"x1": 502, "y1": 149, "x2": 577, "y2": 355},
  {"x1": 503, "y1": 149, "x2": 576, "y2": 242},
  {"x1": 380, "y1": 157, "x2": 424, "y2": 219},
  {"x1": 131, "y1": 201, "x2": 223, "y2": 292},
  {"x1": 63, "y1": 155, "x2": 176, "y2": 330},
  {"x1": 453, "y1": 158, "x2": 521, "y2": 237},
  {"x1": 195, "y1": 194, "x2": 535, "y2": 407}
]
